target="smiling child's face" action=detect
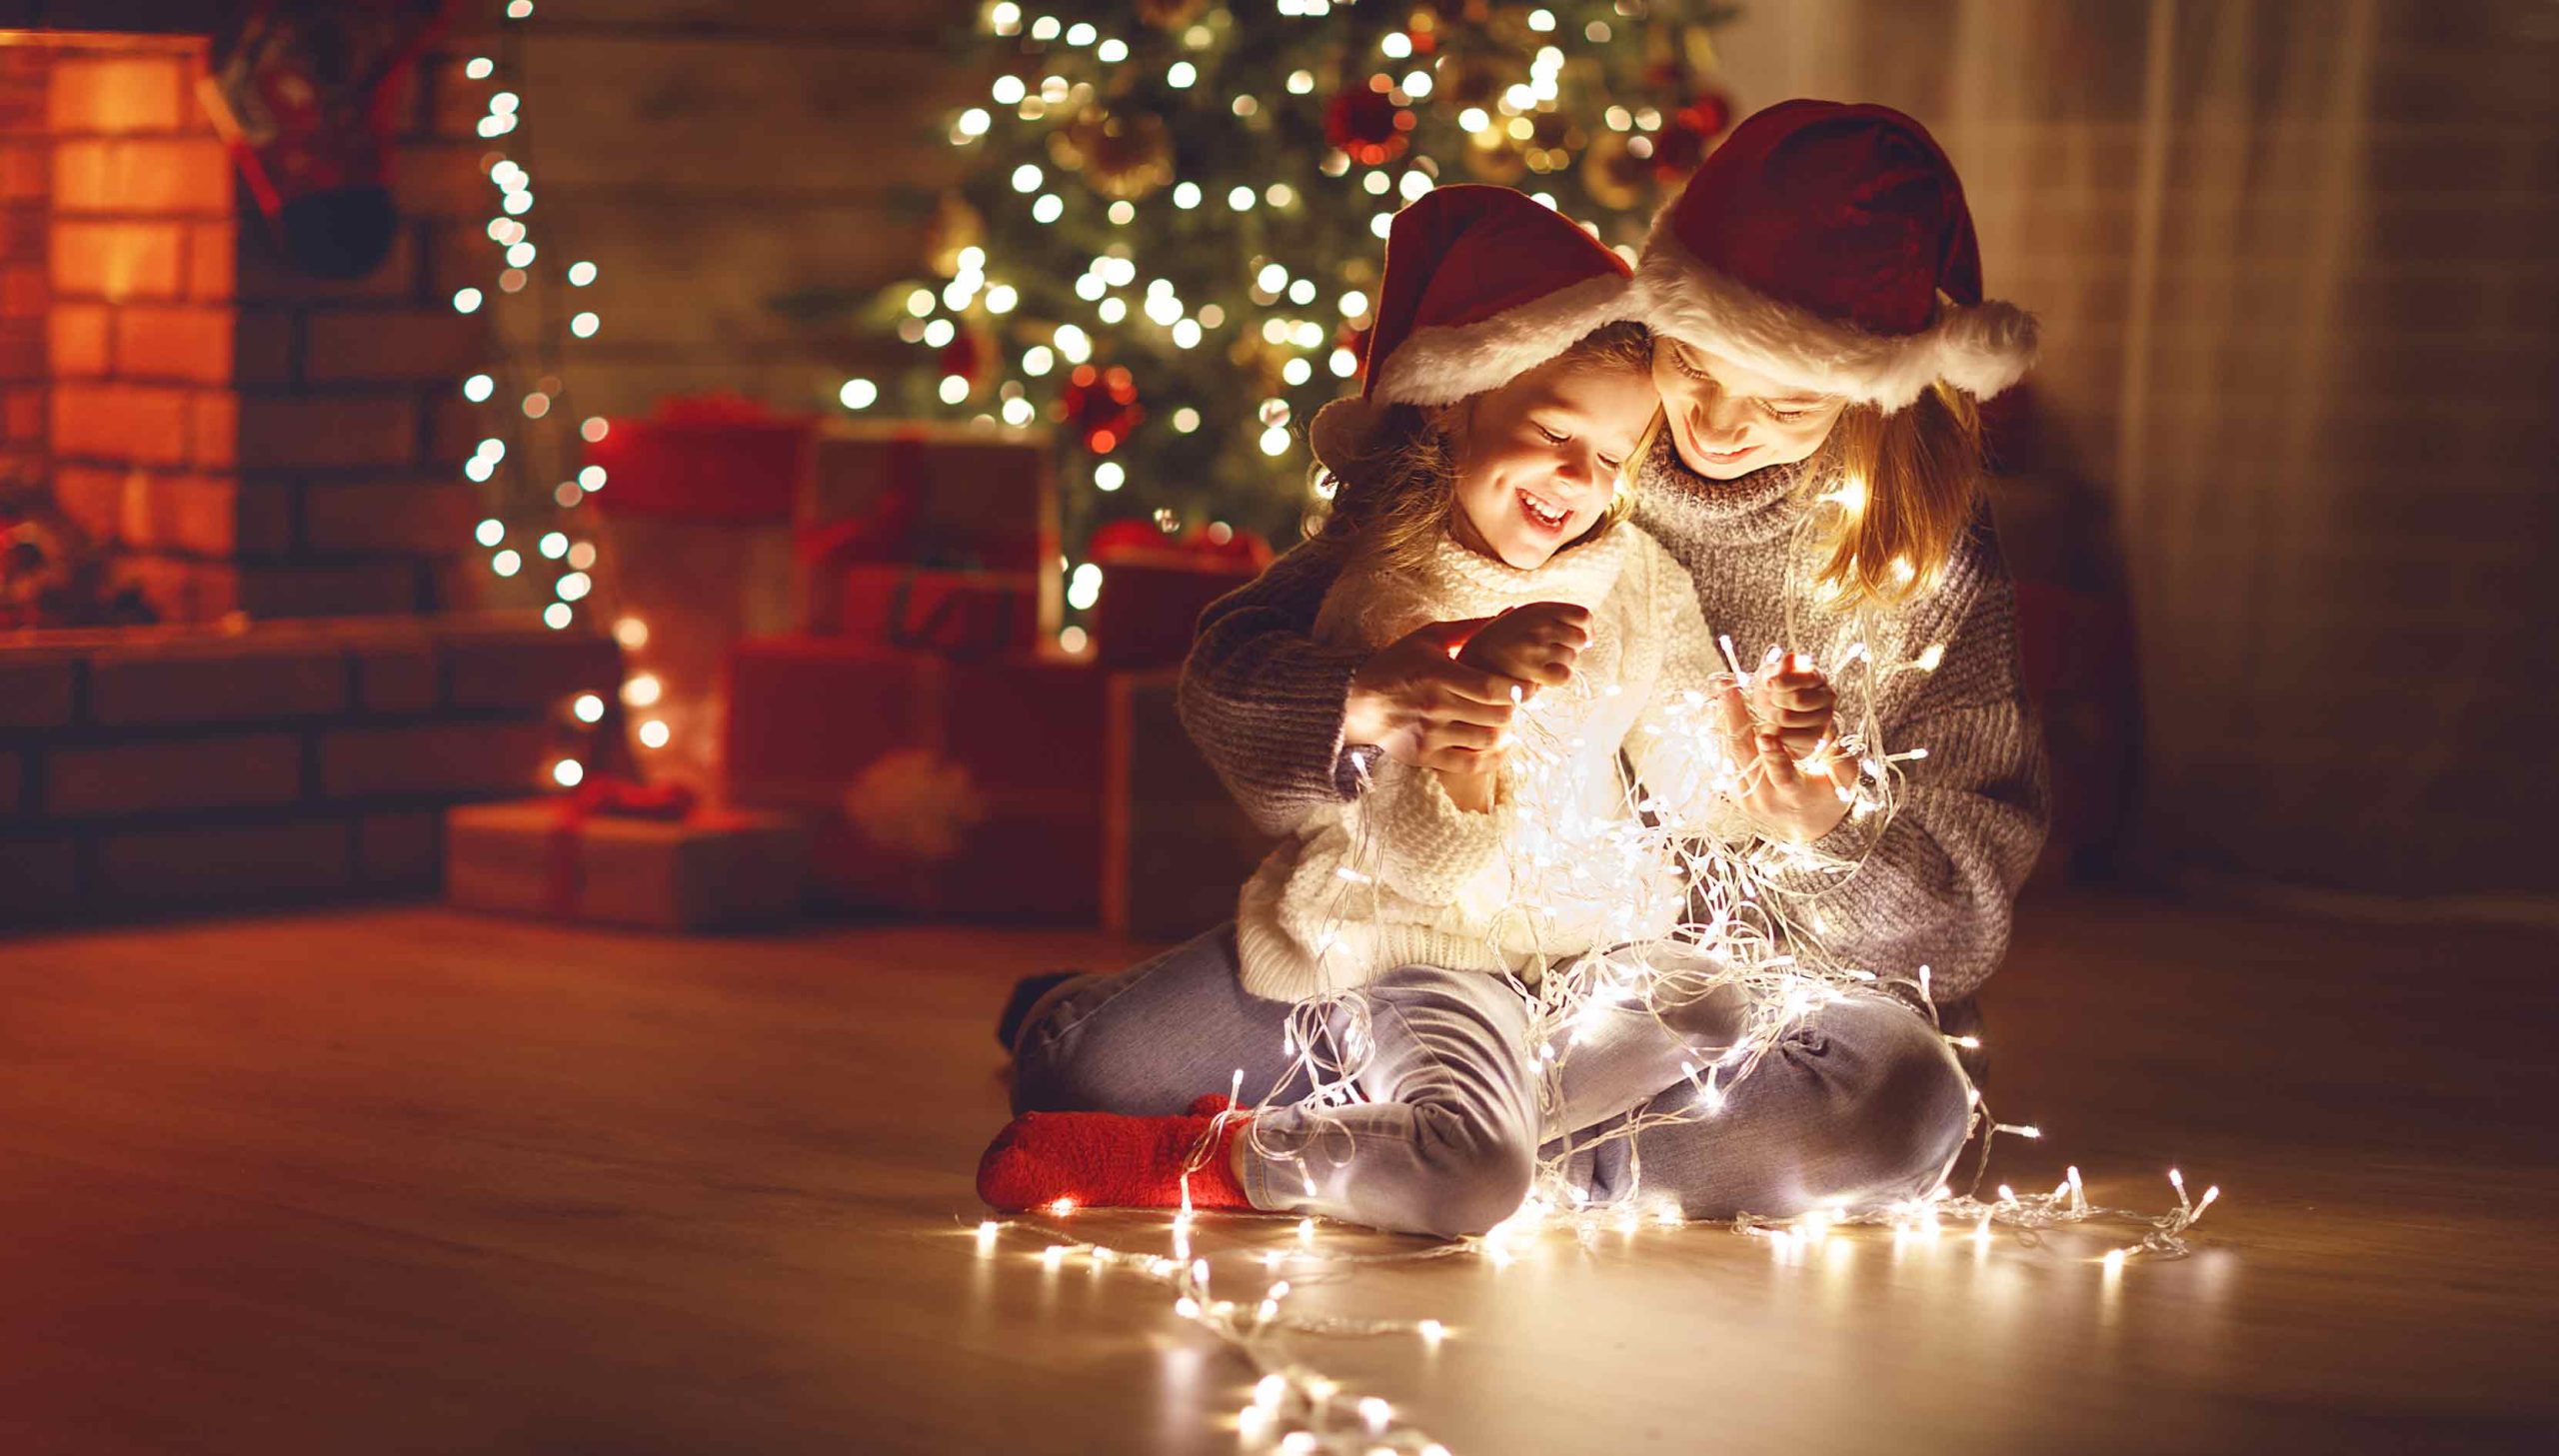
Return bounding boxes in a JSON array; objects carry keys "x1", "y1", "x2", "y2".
[
  {"x1": 1441, "y1": 355, "x2": 1657, "y2": 571},
  {"x1": 1649, "y1": 338, "x2": 1849, "y2": 481}
]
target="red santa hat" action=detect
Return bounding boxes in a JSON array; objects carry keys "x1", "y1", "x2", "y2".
[
  {"x1": 1634, "y1": 99, "x2": 2036, "y2": 413},
  {"x1": 1310, "y1": 185, "x2": 1634, "y2": 474}
]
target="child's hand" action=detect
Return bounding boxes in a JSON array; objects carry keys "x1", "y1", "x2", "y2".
[
  {"x1": 1714, "y1": 668, "x2": 1850, "y2": 845},
  {"x1": 1455, "y1": 602, "x2": 1590, "y2": 698},
  {"x1": 1345, "y1": 618, "x2": 1524, "y2": 773}
]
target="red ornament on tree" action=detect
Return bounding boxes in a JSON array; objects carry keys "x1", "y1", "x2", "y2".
[
  {"x1": 1652, "y1": 90, "x2": 1735, "y2": 179},
  {"x1": 1060, "y1": 364, "x2": 1143, "y2": 454},
  {"x1": 939, "y1": 328, "x2": 987, "y2": 389},
  {"x1": 1324, "y1": 81, "x2": 1412, "y2": 168}
]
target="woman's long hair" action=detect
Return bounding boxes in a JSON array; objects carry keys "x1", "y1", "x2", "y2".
[
  {"x1": 1808, "y1": 379, "x2": 1984, "y2": 606},
  {"x1": 1306, "y1": 322, "x2": 1654, "y2": 579}
]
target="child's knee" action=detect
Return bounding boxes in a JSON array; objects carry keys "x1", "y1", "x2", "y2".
[{"x1": 1401, "y1": 1102, "x2": 1536, "y2": 1238}]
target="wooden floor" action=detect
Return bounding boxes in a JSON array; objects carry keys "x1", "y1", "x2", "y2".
[{"x1": 1, "y1": 889, "x2": 2553, "y2": 1455}]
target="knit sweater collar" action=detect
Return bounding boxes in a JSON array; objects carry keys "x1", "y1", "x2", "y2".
[
  {"x1": 1417, "y1": 520, "x2": 1629, "y2": 617},
  {"x1": 1630, "y1": 427, "x2": 1817, "y2": 549}
]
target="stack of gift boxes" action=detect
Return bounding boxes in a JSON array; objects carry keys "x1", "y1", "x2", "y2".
[{"x1": 724, "y1": 419, "x2": 1280, "y2": 937}]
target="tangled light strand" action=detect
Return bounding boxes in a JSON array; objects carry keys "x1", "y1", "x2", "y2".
[{"x1": 1032, "y1": 470, "x2": 2219, "y2": 1454}]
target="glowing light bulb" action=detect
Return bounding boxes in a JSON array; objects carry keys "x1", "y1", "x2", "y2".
[
  {"x1": 551, "y1": 758, "x2": 584, "y2": 787},
  {"x1": 570, "y1": 311, "x2": 599, "y2": 338},
  {"x1": 579, "y1": 465, "x2": 607, "y2": 492},
  {"x1": 638, "y1": 720, "x2": 671, "y2": 749},
  {"x1": 1094, "y1": 462, "x2": 1125, "y2": 492},
  {"x1": 571, "y1": 694, "x2": 604, "y2": 724},
  {"x1": 491, "y1": 550, "x2": 521, "y2": 577},
  {"x1": 840, "y1": 378, "x2": 878, "y2": 410},
  {"x1": 474, "y1": 518, "x2": 504, "y2": 547},
  {"x1": 452, "y1": 288, "x2": 483, "y2": 314},
  {"x1": 622, "y1": 674, "x2": 663, "y2": 709}
]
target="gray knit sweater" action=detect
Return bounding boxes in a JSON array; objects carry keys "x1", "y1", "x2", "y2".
[{"x1": 1178, "y1": 432, "x2": 2050, "y2": 1001}]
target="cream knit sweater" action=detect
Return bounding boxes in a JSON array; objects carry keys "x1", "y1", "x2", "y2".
[
  {"x1": 1185, "y1": 442, "x2": 2049, "y2": 1005},
  {"x1": 1234, "y1": 523, "x2": 1728, "y2": 1002}
]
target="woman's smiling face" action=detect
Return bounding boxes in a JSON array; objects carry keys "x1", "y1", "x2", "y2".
[
  {"x1": 1441, "y1": 355, "x2": 1657, "y2": 571},
  {"x1": 1650, "y1": 338, "x2": 1848, "y2": 480}
]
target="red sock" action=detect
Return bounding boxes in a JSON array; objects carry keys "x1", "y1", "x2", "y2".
[{"x1": 977, "y1": 1094, "x2": 1254, "y2": 1212}]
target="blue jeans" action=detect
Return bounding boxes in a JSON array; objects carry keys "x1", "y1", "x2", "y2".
[{"x1": 1012, "y1": 925, "x2": 1972, "y2": 1239}]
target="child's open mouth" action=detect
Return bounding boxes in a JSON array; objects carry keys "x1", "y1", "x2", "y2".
[{"x1": 1518, "y1": 487, "x2": 1572, "y2": 534}]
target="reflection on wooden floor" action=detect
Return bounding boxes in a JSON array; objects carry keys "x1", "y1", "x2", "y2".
[{"x1": 1, "y1": 889, "x2": 2552, "y2": 1454}]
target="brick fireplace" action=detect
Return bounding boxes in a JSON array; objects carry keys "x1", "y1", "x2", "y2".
[
  {"x1": 3, "y1": 17, "x2": 622, "y2": 923},
  {"x1": 4, "y1": 29, "x2": 487, "y2": 622}
]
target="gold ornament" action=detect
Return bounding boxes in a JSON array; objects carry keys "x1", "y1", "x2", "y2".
[
  {"x1": 924, "y1": 192, "x2": 985, "y2": 277},
  {"x1": 1435, "y1": 50, "x2": 1506, "y2": 111},
  {"x1": 1054, "y1": 106, "x2": 1176, "y2": 201},
  {"x1": 1137, "y1": 0, "x2": 1207, "y2": 30},
  {"x1": 1461, "y1": 127, "x2": 1527, "y2": 184},
  {"x1": 1581, "y1": 131, "x2": 1648, "y2": 211}
]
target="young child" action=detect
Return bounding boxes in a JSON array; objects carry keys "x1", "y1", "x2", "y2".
[{"x1": 981, "y1": 188, "x2": 1966, "y2": 1237}]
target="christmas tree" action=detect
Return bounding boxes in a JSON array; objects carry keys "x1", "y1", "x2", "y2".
[{"x1": 865, "y1": 1, "x2": 1737, "y2": 625}]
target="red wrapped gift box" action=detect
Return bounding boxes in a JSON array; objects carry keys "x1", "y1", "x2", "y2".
[
  {"x1": 1087, "y1": 522, "x2": 1272, "y2": 669},
  {"x1": 806, "y1": 420, "x2": 1058, "y2": 567},
  {"x1": 587, "y1": 394, "x2": 817, "y2": 524},
  {"x1": 444, "y1": 798, "x2": 806, "y2": 930},
  {"x1": 1104, "y1": 671, "x2": 1279, "y2": 940},
  {"x1": 724, "y1": 636, "x2": 1107, "y2": 921},
  {"x1": 839, "y1": 566, "x2": 1044, "y2": 658}
]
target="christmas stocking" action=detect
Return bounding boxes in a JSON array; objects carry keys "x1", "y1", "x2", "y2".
[{"x1": 201, "y1": 0, "x2": 454, "y2": 279}]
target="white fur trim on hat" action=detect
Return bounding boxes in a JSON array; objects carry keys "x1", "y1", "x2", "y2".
[
  {"x1": 1633, "y1": 219, "x2": 2036, "y2": 412},
  {"x1": 1371, "y1": 271, "x2": 1639, "y2": 408},
  {"x1": 1307, "y1": 395, "x2": 1387, "y2": 478}
]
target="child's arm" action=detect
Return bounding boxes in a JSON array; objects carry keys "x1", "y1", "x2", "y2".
[
  {"x1": 1178, "y1": 543, "x2": 1523, "y2": 835},
  {"x1": 1351, "y1": 754, "x2": 1516, "y2": 906}
]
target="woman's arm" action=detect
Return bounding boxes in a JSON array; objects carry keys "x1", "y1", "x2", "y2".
[
  {"x1": 1176, "y1": 544, "x2": 1370, "y2": 835},
  {"x1": 1781, "y1": 530, "x2": 2051, "y2": 1003}
]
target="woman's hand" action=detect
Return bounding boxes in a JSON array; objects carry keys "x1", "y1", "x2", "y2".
[
  {"x1": 1343, "y1": 618, "x2": 1526, "y2": 774},
  {"x1": 1714, "y1": 661, "x2": 1851, "y2": 844},
  {"x1": 1752, "y1": 653, "x2": 1837, "y2": 758},
  {"x1": 1454, "y1": 602, "x2": 1590, "y2": 699}
]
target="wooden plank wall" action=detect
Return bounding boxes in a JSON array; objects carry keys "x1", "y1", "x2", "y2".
[{"x1": 483, "y1": 0, "x2": 986, "y2": 418}]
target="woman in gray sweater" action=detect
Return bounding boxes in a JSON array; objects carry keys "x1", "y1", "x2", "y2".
[{"x1": 990, "y1": 101, "x2": 2048, "y2": 1236}]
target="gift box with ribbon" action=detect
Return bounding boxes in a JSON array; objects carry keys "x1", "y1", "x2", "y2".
[
  {"x1": 838, "y1": 566, "x2": 1044, "y2": 660},
  {"x1": 1085, "y1": 520, "x2": 1273, "y2": 669},
  {"x1": 1104, "y1": 670, "x2": 1279, "y2": 940},
  {"x1": 444, "y1": 780, "x2": 807, "y2": 931},
  {"x1": 800, "y1": 421, "x2": 1061, "y2": 637},
  {"x1": 586, "y1": 394, "x2": 818, "y2": 525},
  {"x1": 723, "y1": 636, "x2": 1107, "y2": 921}
]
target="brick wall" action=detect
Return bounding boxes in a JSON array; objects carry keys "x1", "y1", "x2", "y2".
[
  {"x1": 1, "y1": 46, "x2": 49, "y2": 492},
  {"x1": 15, "y1": 31, "x2": 502, "y2": 624},
  {"x1": 0, "y1": 614, "x2": 617, "y2": 923}
]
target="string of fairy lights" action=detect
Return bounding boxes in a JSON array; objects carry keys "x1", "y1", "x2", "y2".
[
  {"x1": 979, "y1": 585, "x2": 2219, "y2": 1454},
  {"x1": 453, "y1": 0, "x2": 666, "y2": 791},
  {"x1": 437, "y1": 9, "x2": 2220, "y2": 1450}
]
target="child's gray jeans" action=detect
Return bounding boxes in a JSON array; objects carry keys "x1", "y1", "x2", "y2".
[{"x1": 1011, "y1": 925, "x2": 1973, "y2": 1239}]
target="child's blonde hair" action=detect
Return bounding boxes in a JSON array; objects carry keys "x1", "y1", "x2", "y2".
[
  {"x1": 1308, "y1": 322, "x2": 1653, "y2": 578},
  {"x1": 1809, "y1": 379, "x2": 1984, "y2": 606}
]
